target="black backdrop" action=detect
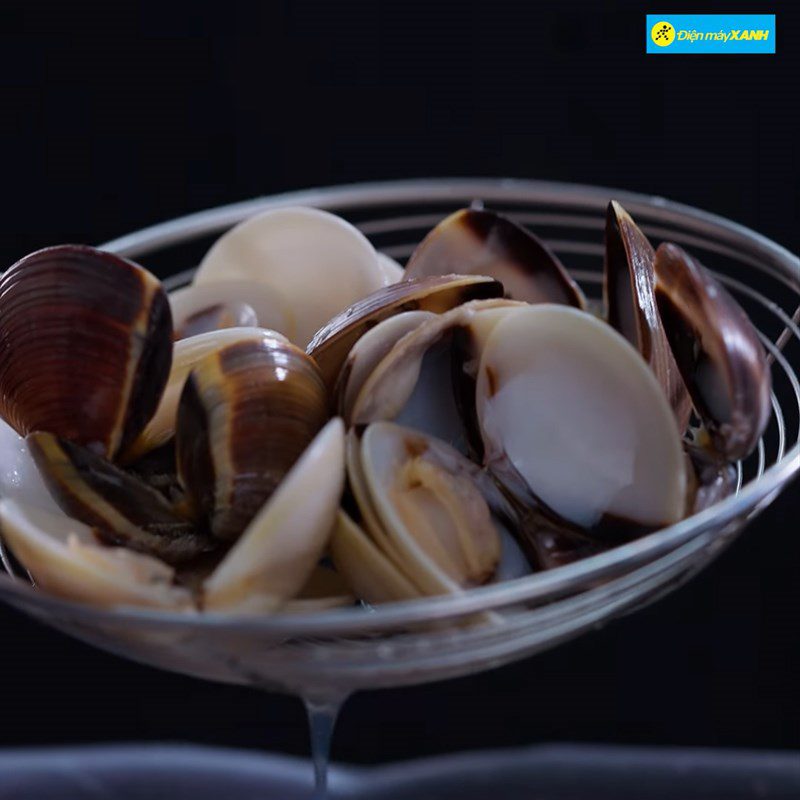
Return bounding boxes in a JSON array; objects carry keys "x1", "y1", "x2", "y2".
[{"x1": 0, "y1": 0, "x2": 798, "y2": 762}]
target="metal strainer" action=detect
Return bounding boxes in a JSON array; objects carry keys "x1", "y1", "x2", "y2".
[{"x1": 0, "y1": 178, "x2": 797, "y2": 698}]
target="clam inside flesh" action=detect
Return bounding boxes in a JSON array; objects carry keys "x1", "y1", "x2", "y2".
[
  {"x1": 0, "y1": 202, "x2": 773, "y2": 614},
  {"x1": 346, "y1": 422, "x2": 503, "y2": 597}
]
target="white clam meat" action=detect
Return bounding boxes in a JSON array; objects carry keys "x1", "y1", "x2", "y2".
[{"x1": 354, "y1": 422, "x2": 501, "y2": 597}]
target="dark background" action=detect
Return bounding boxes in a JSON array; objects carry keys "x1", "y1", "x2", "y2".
[{"x1": 0, "y1": 0, "x2": 797, "y2": 764}]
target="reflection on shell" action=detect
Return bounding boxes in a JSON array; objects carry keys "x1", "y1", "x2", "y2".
[
  {"x1": 307, "y1": 274, "x2": 504, "y2": 392},
  {"x1": 405, "y1": 208, "x2": 585, "y2": 307},
  {"x1": 0, "y1": 245, "x2": 173, "y2": 459},
  {"x1": 176, "y1": 335, "x2": 328, "y2": 541},
  {"x1": 655, "y1": 242, "x2": 770, "y2": 461},
  {"x1": 604, "y1": 202, "x2": 692, "y2": 429}
]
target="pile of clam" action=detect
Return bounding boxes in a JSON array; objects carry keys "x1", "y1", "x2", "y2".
[{"x1": 0, "y1": 203, "x2": 770, "y2": 613}]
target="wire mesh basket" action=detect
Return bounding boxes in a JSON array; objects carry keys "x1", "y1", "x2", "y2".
[{"x1": 0, "y1": 178, "x2": 797, "y2": 697}]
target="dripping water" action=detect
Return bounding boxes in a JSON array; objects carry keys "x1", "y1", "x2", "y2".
[{"x1": 303, "y1": 691, "x2": 348, "y2": 799}]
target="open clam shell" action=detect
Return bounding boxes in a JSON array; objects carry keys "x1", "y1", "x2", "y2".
[
  {"x1": 0, "y1": 245, "x2": 172, "y2": 459},
  {"x1": 168, "y1": 281, "x2": 295, "y2": 341},
  {"x1": 307, "y1": 274, "x2": 504, "y2": 393},
  {"x1": 476, "y1": 305, "x2": 687, "y2": 544},
  {"x1": 122, "y1": 327, "x2": 289, "y2": 464},
  {"x1": 405, "y1": 208, "x2": 585, "y2": 307},
  {"x1": 346, "y1": 422, "x2": 502, "y2": 598},
  {"x1": 348, "y1": 300, "x2": 523, "y2": 450},
  {"x1": 176, "y1": 335, "x2": 328, "y2": 541},
  {"x1": 335, "y1": 311, "x2": 436, "y2": 419},
  {"x1": 654, "y1": 243, "x2": 771, "y2": 461},
  {"x1": 604, "y1": 202, "x2": 692, "y2": 428},
  {"x1": 0, "y1": 500, "x2": 192, "y2": 610},
  {"x1": 27, "y1": 432, "x2": 212, "y2": 564},
  {"x1": 194, "y1": 207, "x2": 386, "y2": 348},
  {"x1": 202, "y1": 418, "x2": 345, "y2": 613},
  {"x1": 330, "y1": 510, "x2": 422, "y2": 605}
]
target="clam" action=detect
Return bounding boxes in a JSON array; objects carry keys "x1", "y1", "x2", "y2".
[
  {"x1": 0, "y1": 245, "x2": 172, "y2": 459},
  {"x1": 202, "y1": 418, "x2": 345, "y2": 613},
  {"x1": 330, "y1": 510, "x2": 422, "y2": 605},
  {"x1": 308, "y1": 274, "x2": 504, "y2": 394},
  {"x1": 335, "y1": 310, "x2": 436, "y2": 419},
  {"x1": 122, "y1": 327, "x2": 289, "y2": 463},
  {"x1": 654, "y1": 243, "x2": 771, "y2": 461},
  {"x1": 604, "y1": 202, "x2": 692, "y2": 428},
  {"x1": 476, "y1": 305, "x2": 687, "y2": 545},
  {"x1": 342, "y1": 422, "x2": 501, "y2": 597},
  {"x1": 168, "y1": 281, "x2": 295, "y2": 341},
  {"x1": 176, "y1": 335, "x2": 328, "y2": 541},
  {"x1": 193, "y1": 207, "x2": 386, "y2": 347},
  {"x1": 405, "y1": 207, "x2": 585, "y2": 307},
  {"x1": 347, "y1": 300, "x2": 523, "y2": 450},
  {"x1": 27, "y1": 432, "x2": 211, "y2": 564},
  {"x1": 376, "y1": 253, "x2": 405, "y2": 284},
  {"x1": 0, "y1": 500, "x2": 192, "y2": 610}
]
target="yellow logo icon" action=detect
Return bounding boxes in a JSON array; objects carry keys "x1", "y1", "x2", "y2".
[{"x1": 651, "y1": 21, "x2": 675, "y2": 46}]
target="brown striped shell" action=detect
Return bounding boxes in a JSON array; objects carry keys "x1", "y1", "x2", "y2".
[
  {"x1": 604, "y1": 202, "x2": 692, "y2": 429},
  {"x1": 0, "y1": 245, "x2": 172, "y2": 459},
  {"x1": 27, "y1": 431, "x2": 210, "y2": 564},
  {"x1": 306, "y1": 274, "x2": 503, "y2": 392},
  {"x1": 404, "y1": 208, "x2": 585, "y2": 307},
  {"x1": 176, "y1": 336, "x2": 328, "y2": 541},
  {"x1": 654, "y1": 242, "x2": 771, "y2": 461}
]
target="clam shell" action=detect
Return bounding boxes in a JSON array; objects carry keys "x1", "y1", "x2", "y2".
[
  {"x1": 176, "y1": 301, "x2": 257, "y2": 340},
  {"x1": 203, "y1": 418, "x2": 345, "y2": 613},
  {"x1": 307, "y1": 274, "x2": 504, "y2": 392},
  {"x1": 27, "y1": 432, "x2": 212, "y2": 564},
  {"x1": 0, "y1": 245, "x2": 172, "y2": 459},
  {"x1": 176, "y1": 335, "x2": 328, "y2": 541},
  {"x1": 604, "y1": 202, "x2": 692, "y2": 428},
  {"x1": 358, "y1": 422, "x2": 501, "y2": 595},
  {"x1": 476, "y1": 305, "x2": 687, "y2": 541},
  {"x1": 194, "y1": 207, "x2": 386, "y2": 347},
  {"x1": 654, "y1": 243, "x2": 771, "y2": 461},
  {"x1": 349, "y1": 300, "x2": 523, "y2": 450},
  {"x1": 330, "y1": 510, "x2": 422, "y2": 605},
  {"x1": 168, "y1": 281, "x2": 295, "y2": 341},
  {"x1": 376, "y1": 253, "x2": 405, "y2": 284},
  {"x1": 0, "y1": 500, "x2": 192, "y2": 609},
  {"x1": 405, "y1": 208, "x2": 585, "y2": 307},
  {"x1": 122, "y1": 327, "x2": 289, "y2": 464},
  {"x1": 335, "y1": 311, "x2": 436, "y2": 419}
]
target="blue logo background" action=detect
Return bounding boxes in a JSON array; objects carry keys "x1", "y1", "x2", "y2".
[{"x1": 646, "y1": 14, "x2": 776, "y2": 54}]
